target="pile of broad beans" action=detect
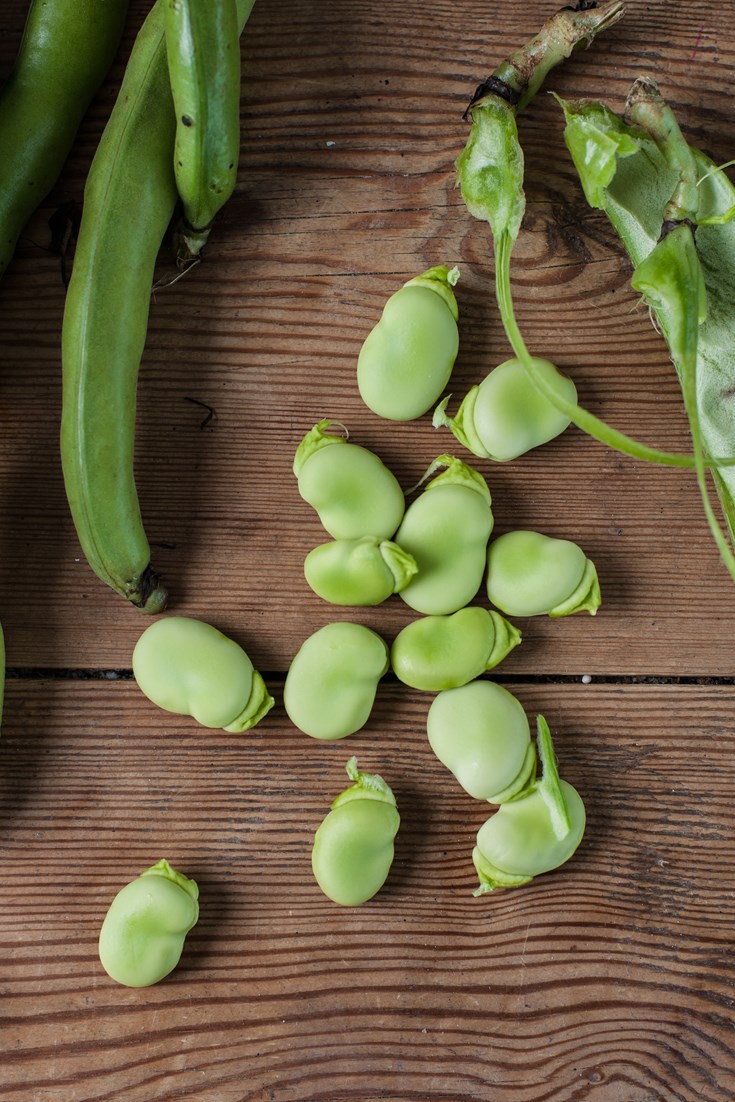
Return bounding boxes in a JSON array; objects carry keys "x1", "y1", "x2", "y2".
[{"x1": 9, "y1": 0, "x2": 729, "y2": 987}]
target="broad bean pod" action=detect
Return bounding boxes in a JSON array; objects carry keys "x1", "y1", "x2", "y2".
[
  {"x1": 486, "y1": 529, "x2": 600, "y2": 618},
  {"x1": 433, "y1": 356, "x2": 576, "y2": 462},
  {"x1": 133, "y1": 616, "x2": 274, "y2": 732},
  {"x1": 304, "y1": 536, "x2": 417, "y2": 606},
  {"x1": 165, "y1": 0, "x2": 253, "y2": 261},
  {"x1": 312, "y1": 757, "x2": 399, "y2": 906},
  {"x1": 60, "y1": 0, "x2": 176, "y2": 612},
  {"x1": 390, "y1": 606, "x2": 520, "y2": 691},
  {"x1": 395, "y1": 455, "x2": 494, "y2": 615},
  {"x1": 0, "y1": 0, "x2": 129, "y2": 279},
  {"x1": 357, "y1": 265, "x2": 460, "y2": 421},
  {"x1": 427, "y1": 680, "x2": 534, "y2": 802},
  {"x1": 284, "y1": 622, "x2": 389, "y2": 740},
  {"x1": 473, "y1": 717, "x2": 586, "y2": 893},
  {"x1": 61, "y1": 0, "x2": 255, "y2": 612},
  {"x1": 98, "y1": 859, "x2": 199, "y2": 987},
  {"x1": 294, "y1": 420, "x2": 405, "y2": 540}
]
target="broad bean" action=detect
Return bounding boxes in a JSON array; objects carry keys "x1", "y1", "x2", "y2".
[
  {"x1": 357, "y1": 265, "x2": 460, "y2": 421},
  {"x1": 391, "y1": 607, "x2": 520, "y2": 690},
  {"x1": 284, "y1": 622, "x2": 389, "y2": 739},
  {"x1": 304, "y1": 536, "x2": 417, "y2": 606},
  {"x1": 473, "y1": 716, "x2": 586, "y2": 892},
  {"x1": 486, "y1": 529, "x2": 600, "y2": 617},
  {"x1": 427, "y1": 680, "x2": 534, "y2": 802},
  {"x1": 98, "y1": 859, "x2": 199, "y2": 987},
  {"x1": 395, "y1": 455, "x2": 494, "y2": 615},
  {"x1": 132, "y1": 616, "x2": 274, "y2": 732},
  {"x1": 433, "y1": 356, "x2": 576, "y2": 461},
  {"x1": 294, "y1": 420, "x2": 405, "y2": 540},
  {"x1": 311, "y1": 757, "x2": 399, "y2": 906}
]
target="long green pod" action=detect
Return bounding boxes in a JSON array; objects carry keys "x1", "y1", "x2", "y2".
[
  {"x1": 60, "y1": 1, "x2": 176, "y2": 612},
  {"x1": 165, "y1": 0, "x2": 254, "y2": 261},
  {"x1": 0, "y1": 0, "x2": 129, "y2": 279}
]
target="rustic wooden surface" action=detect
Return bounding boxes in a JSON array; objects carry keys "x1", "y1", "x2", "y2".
[{"x1": 1, "y1": 0, "x2": 735, "y2": 1099}]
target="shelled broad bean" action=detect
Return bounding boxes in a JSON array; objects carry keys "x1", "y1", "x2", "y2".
[
  {"x1": 311, "y1": 757, "x2": 400, "y2": 906},
  {"x1": 486, "y1": 530, "x2": 601, "y2": 618}
]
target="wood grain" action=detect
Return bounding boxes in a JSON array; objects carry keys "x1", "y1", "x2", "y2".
[
  {"x1": 2, "y1": 679, "x2": 735, "y2": 1102},
  {"x1": 1, "y1": 1, "x2": 735, "y2": 1099},
  {"x1": 0, "y1": 0, "x2": 734, "y2": 672}
]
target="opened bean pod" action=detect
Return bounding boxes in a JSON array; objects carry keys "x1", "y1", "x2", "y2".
[
  {"x1": 486, "y1": 529, "x2": 600, "y2": 618},
  {"x1": 357, "y1": 265, "x2": 460, "y2": 421},
  {"x1": 98, "y1": 859, "x2": 199, "y2": 987},
  {"x1": 312, "y1": 757, "x2": 399, "y2": 906},
  {"x1": 304, "y1": 536, "x2": 417, "y2": 606},
  {"x1": 427, "y1": 680, "x2": 535, "y2": 802},
  {"x1": 433, "y1": 356, "x2": 576, "y2": 461},
  {"x1": 284, "y1": 622, "x2": 389, "y2": 740},
  {"x1": 395, "y1": 454, "x2": 494, "y2": 615},
  {"x1": 294, "y1": 420, "x2": 405, "y2": 540},
  {"x1": 391, "y1": 606, "x2": 520, "y2": 691},
  {"x1": 473, "y1": 716, "x2": 586, "y2": 893},
  {"x1": 133, "y1": 616, "x2": 274, "y2": 732}
]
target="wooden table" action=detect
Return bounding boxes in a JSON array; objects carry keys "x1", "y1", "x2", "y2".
[{"x1": 2, "y1": 1, "x2": 734, "y2": 1098}]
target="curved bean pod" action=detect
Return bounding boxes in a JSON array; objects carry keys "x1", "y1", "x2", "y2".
[
  {"x1": 60, "y1": 1, "x2": 175, "y2": 611},
  {"x1": 0, "y1": 0, "x2": 129, "y2": 279},
  {"x1": 165, "y1": 0, "x2": 254, "y2": 260}
]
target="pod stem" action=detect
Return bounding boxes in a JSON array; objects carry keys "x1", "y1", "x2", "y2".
[{"x1": 333, "y1": 757, "x2": 397, "y2": 809}]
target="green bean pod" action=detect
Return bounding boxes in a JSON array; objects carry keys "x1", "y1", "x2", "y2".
[
  {"x1": 391, "y1": 606, "x2": 520, "y2": 691},
  {"x1": 60, "y1": 1, "x2": 176, "y2": 611},
  {"x1": 165, "y1": 0, "x2": 252, "y2": 261},
  {"x1": 0, "y1": 0, "x2": 129, "y2": 279}
]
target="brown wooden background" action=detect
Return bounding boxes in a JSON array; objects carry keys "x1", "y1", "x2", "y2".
[{"x1": 1, "y1": 1, "x2": 734, "y2": 1099}]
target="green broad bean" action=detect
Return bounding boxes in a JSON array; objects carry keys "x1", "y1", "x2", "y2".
[
  {"x1": 395, "y1": 455, "x2": 494, "y2": 615},
  {"x1": 391, "y1": 607, "x2": 520, "y2": 691},
  {"x1": 284, "y1": 622, "x2": 389, "y2": 739},
  {"x1": 311, "y1": 757, "x2": 399, "y2": 905},
  {"x1": 304, "y1": 537, "x2": 418, "y2": 606},
  {"x1": 357, "y1": 265, "x2": 460, "y2": 421},
  {"x1": 427, "y1": 680, "x2": 534, "y2": 802},
  {"x1": 98, "y1": 859, "x2": 199, "y2": 987},
  {"x1": 293, "y1": 420, "x2": 405, "y2": 540},
  {"x1": 472, "y1": 717, "x2": 586, "y2": 893},
  {"x1": 132, "y1": 616, "x2": 274, "y2": 732},
  {"x1": 486, "y1": 529, "x2": 600, "y2": 618},
  {"x1": 433, "y1": 357, "x2": 576, "y2": 461}
]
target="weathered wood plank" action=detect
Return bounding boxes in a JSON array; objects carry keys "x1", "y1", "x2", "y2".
[
  {"x1": 1, "y1": 1, "x2": 734, "y2": 673},
  {"x1": 1, "y1": 679, "x2": 734, "y2": 1101}
]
